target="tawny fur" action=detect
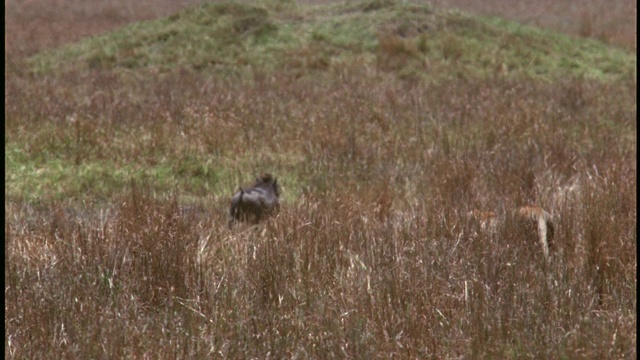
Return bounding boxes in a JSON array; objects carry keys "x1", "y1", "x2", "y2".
[
  {"x1": 468, "y1": 209, "x2": 498, "y2": 230},
  {"x1": 470, "y1": 205, "x2": 555, "y2": 260},
  {"x1": 515, "y1": 205, "x2": 555, "y2": 259}
]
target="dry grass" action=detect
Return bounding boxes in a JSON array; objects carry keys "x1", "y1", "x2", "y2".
[
  {"x1": 433, "y1": 0, "x2": 637, "y2": 50},
  {"x1": 5, "y1": 0, "x2": 636, "y2": 358}
]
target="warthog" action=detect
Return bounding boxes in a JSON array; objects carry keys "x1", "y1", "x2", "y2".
[{"x1": 229, "y1": 173, "x2": 280, "y2": 226}]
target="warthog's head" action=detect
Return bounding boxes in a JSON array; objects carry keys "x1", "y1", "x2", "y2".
[{"x1": 229, "y1": 173, "x2": 280, "y2": 226}]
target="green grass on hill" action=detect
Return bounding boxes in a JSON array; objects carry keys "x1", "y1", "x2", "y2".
[
  {"x1": 5, "y1": 137, "x2": 307, "y2": 203},
  {"x1": 28, "y1": 0, "x2": 635, "y2": 82}
]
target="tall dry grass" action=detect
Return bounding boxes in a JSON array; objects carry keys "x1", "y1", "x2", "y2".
[
  {"x1": 6, "y1": 66, "x2": 636, "y2": 357},
  {"x1": 432, "y1": 0, "x2": 637, "y2": 49},
  {"x1": 6, "y1": 155, "x2": 636, "y2": 357}
]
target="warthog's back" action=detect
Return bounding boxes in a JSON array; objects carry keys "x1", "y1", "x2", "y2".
[{"x1": 229, "y1": 173, "x2": 280, "y2": 225}]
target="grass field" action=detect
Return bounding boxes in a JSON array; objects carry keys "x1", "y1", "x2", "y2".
[{"x1": 5, "y1": 0, "x2": 636, "y2": 358}]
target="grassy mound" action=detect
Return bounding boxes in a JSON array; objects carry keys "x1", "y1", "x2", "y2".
[{"x1": 28, "y1": 0, "x2": 635, "y2": 82}]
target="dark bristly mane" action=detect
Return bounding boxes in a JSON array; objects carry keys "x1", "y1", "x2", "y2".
[{"x1": 229, "y1": 173, "x2": 280, "y2": 227}]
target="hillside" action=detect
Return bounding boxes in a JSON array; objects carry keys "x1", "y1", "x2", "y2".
[{"x1": 28, "y1": 0, "x2": 635, "y2": 82}]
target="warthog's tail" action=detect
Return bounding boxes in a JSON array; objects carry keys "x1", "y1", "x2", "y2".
[{"x1": 228, "y1": 187, "x2": 245, "y2": 227}]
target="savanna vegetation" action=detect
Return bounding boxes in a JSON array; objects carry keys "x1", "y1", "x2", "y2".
[{"x1": 5, "y1": 0, "x2": 636, "y2": 358}]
